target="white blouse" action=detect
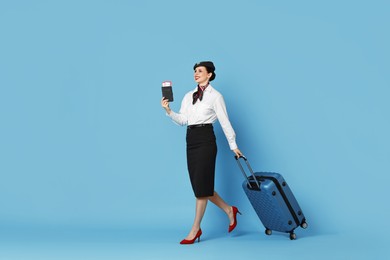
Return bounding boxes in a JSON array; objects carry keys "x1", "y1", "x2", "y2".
[{"x1": 168, "y1": 85, "x2": 238, "y2": 150}]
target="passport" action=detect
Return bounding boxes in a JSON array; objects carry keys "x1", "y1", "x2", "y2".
[{"x1": 162, "y1": 81, "x2": 174, "y2": 102}]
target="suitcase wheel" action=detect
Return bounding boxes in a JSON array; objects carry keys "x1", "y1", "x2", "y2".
[
  {"x1": 301, "y1": 221, "x2": 308, "y2": 229},
  {"x1": 289, "y1": 233, "x2": 297, "y2": 240},
  {"x1": 265, "y1": 229, "x2": 272, "y2": 236}
]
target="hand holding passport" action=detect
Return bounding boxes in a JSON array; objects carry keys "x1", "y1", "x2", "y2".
[{"x1": 162, "y1": 81, "x2": 174, "y2": 102}]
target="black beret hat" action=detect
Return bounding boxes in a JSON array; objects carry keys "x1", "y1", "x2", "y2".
[{"x1": 193, "y1": 61, "x2": 215, "y2": 72}]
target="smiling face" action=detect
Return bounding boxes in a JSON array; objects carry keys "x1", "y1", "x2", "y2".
[{"x1": 194, "y1": 66, "x2": 212, "y2": 86}]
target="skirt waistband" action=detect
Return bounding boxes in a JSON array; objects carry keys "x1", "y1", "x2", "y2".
[{"x1": 187, "y1": 123, "x2": 212, "y2": 130}]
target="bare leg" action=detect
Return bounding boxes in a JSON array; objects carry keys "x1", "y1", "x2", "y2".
[
  {"x1": 208, "y1": 191, "x2": 235, "y2": 225},
  {"x1": 184, "y1": 197, "x2": 208, "y2": 240}
]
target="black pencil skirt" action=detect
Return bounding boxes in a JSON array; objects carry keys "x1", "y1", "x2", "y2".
[{"x1": 186, "y1": 124, "x2": 217, "y2": 198}]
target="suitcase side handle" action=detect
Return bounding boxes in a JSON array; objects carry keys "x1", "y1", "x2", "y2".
[{"x1": 234, "y1": 155, "x2": 261, "y2": 190}]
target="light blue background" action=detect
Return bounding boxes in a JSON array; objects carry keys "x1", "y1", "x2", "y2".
[{"x1": 1, "y1": 0, "x2": 389, "y2": 259}]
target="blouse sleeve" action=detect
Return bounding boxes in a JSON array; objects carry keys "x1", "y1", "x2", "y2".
[
  {"x1": 213, "y1": 95, "x2": 238, "y2": 150},
  {"x1": 167, "y1": 93, "x2": 189, "y2": 126}
]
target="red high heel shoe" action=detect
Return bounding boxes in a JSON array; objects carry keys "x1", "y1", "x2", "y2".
[
  {"x1": 180, "y1": 229, "x2": 202, "y2": 245},
  {"x1": 228, "y1": 206, "x2": 241, "y2": 233}
]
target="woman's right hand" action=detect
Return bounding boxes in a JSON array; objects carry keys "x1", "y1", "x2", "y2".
[{"x1": 161, "y1": 97, "x2": 171, "y2": 114}]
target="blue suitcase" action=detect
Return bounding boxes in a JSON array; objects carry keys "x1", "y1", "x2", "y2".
[{"x1": 235, "y1": 156, "x2": 308, "y2": 240}]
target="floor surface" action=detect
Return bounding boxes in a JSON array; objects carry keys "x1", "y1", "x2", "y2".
[{"x1": 0, "y1": 225, "x2": 388, "y2": 260}]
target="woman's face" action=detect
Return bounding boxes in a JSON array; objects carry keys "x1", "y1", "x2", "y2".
[{"x1": 194, "y1": 66, "x2": 212, "y2": 85}]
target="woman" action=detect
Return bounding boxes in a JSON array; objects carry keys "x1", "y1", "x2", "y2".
[{"x1": 161, "y1": 61, "x2": 243, "y2": 244}]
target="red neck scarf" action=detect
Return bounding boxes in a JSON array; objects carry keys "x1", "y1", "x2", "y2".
[{"x1": 192, "y1": 83, "x2": 209, "y2": 105}]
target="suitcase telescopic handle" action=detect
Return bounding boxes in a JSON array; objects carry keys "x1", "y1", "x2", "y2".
[{"x1": 234, "y1": 155, "x2": 261, "y2": 190}]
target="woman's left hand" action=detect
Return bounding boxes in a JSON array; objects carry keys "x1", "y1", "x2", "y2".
[{"x1": 233, "y1": 148, "x2": 243, "y2": 158}]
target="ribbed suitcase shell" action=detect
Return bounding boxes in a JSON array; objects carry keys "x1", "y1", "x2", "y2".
[{"x1": 242, "y1": 172, "x2": 306, "y2": 235}]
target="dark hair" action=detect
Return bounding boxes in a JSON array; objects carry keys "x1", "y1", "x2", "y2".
[
  {"x1": 193, "y1": 61, "x2": 216, "y2": 81},
  {"x1": 205, "y1": 68, "x2": 216, "y2": 81}
]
